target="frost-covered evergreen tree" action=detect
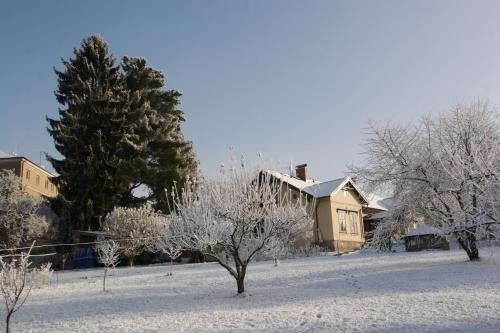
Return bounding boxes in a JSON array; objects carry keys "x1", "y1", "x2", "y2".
[
  {"x1": 47, "y1": 35, "x2": 130, "y2": 231},
  {"x1": 47, "y1": 36, "x2": 197, "y2": 232},
  {"x1": 120, "y1": 56, "x2": 197, "y2": 212}
]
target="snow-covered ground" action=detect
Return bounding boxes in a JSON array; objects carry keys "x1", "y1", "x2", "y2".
[{"x1": 7, "y1": 248, "x2": 500, "y2": 333}]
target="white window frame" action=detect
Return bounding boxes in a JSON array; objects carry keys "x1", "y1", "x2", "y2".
[
  {"x1": 338, "y1": 210, "x2": 347, "y2": 232},
  {"x1": 349, "y1": 211, "x2": 359, "y2": 234}
]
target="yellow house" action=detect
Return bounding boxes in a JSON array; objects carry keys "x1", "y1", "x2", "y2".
[
  {"x1": 0, "y1": 151, "x2": 58, "y2": 198},
  {"x1": 269, "y1": 164, "x2": 386, "y2": 252}
]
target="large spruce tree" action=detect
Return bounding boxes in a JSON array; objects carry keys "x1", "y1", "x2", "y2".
[
  {"x1": 120, "y1": 56, "x2": 197, "y2": 212},
  {"x1": 47, "y1": 35, "x2": 197, "y2": 232}
]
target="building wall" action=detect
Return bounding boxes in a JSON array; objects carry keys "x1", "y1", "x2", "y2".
[
  {"x1": 0, "y1": 158, "x2": 58, "y2": 198},
  {"x1": 20, "y1": 159, "x2": 58, "y2": 197},
  {"x1": 278, "y1": 179, "x2": 366, "y2": 252}
]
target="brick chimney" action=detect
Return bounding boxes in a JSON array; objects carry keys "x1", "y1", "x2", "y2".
[{"x1": 295, "y1": 164, "x2": 309, "y2": 181}]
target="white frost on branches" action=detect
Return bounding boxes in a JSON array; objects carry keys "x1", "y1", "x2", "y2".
[
  {"x1": 154, "y1": 220, "x2": 184, "y2": 275},
  {"x1": 0, "y1": 245, "x2": 52, "y2": 333},
  {"x1": 95, "y1": 240, "x2": 120, "y2": 291},
  {"x1": 0, "y1": 170, "x2": 48, "y2": 250},
  {"x1": 169, "y1": 163, "x2": 313, "y2": 294},
  {"x1": 101, "y1": 203, "x2": 164, "y2": 265},
  {"x1": 352, "y1": 101, "x2": 500, "y2": 260}
]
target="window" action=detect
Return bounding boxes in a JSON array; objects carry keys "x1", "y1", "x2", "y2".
[
  {"x1": 26, "y1": 170, "x2": 30, "y2": 180},
  {"x1": 338, "y1": 210, "x2": 347, "y2": 232},
  {"x1": 45, "y1": 180, "x2": 49, "y2": 190},
  {"x1": 36, "y1": 175, "x2": 40, "y2": 185},
  {"x1": 349, "y1": 211, "x2": 359, "y2": 234},
  {"x1": 50, "y1": 183, "x2": 54, "y2": 192}
]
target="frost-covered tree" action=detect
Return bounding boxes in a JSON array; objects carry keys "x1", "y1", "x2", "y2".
[
  {"x1": 0, "y1": 244, "x2": 52, "y2": 333},
  {"x1": 0, "y1": 170, "x2": 48, "y2": 250},
  {"x1": 101, "y1": 203, "x2": 163, "y2": 266},
  {"x1": 120, "y1": 57, "x2": 198, "y2": 212},
  {"x1": 154, "y1": 220, "x2": 184, "y2": 275},
  {"x1": 95, "y1": 240, "x2": 120, "y2": 291},
  {"x1": 351, "y1": 101, "x2": 500, "y2": 260},
  {"x1": 47, "y1": 36, "x2": 197, "y2": 232},
  {"x1": 170, "y1": 164, "x2": 312, "y2": 294},
  {"x1": 265, "y1": 237, "x2": 288, "y2": 267},
  {"x1": 47, "y1": 35, "x2": 131, "y2": 231}
]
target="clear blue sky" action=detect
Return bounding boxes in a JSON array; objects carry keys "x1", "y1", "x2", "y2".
[{"x1": 1, "y1": 0, "x2": 500, "y2": 180}]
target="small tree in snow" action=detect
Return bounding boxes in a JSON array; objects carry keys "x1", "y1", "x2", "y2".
[
  {"x1": 154, "y1": 223, "x2": 184, "y2": 275},
  {"x1": 170, "y1": 163, "x2": 313, "y2": 294},
  {"x1": 101, "y1": 203, "x2": 164, "y2": 266},
  {"x1": 0, "y1": 244, "x2": 52, "y2": 333},
  {"x1": 0, "y1": 170, "x2": 48, "y2": 251},
  {"x1": 265, "y1": 237, "x2": 288, "y2": 267},
  {"x1": 351, "y1": 101, "x2": 500, "y2": 260},
  {"x1": 95, "y1": 240, "x2": 120, "y2": 291}
]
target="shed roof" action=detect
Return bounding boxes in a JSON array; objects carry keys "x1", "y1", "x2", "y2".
[{"x1": 405, "y1": 224, "x2": 444, "y2": 237}]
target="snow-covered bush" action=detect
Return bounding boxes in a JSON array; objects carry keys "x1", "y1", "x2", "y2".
[
  {"x1": 169, "y1": 163, "x2": 313, "y2": 294},
  {"x1": 95, "y1": 240, "x2": 120, "y2": 291},
  {"x1": 0, "y1": 170, "x2": 48, "y2": 250},
  {"x1": 288, "y1": 244, "x2": 329, "y2": 258},
  {"x1": 32, "y1": 262, "x2": 54, "y2": 288},
  {"x1": 351, "y1": 101, "x2": 500, "y2": 260},
  {"x1": 101, "y1": 203, "x2": 164, "y2": 266}
]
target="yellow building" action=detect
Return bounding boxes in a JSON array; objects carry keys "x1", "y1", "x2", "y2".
[
  {"x1": 0, "y1": 152, "x2": 58, "y2": 198},
  {"x1": 269, "y1": 164, "x2": 386, "y2": 252}
]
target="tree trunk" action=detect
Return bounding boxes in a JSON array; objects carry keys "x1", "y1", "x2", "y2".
[
  {"x1": 273, "y1": 258, "x2": 279, "y2": 267},
  {"x1": 236, "y1": 276, "x2": 245, "y2": 294},
  {"x1": 6, "y1": 311, "x2": 12, "y2": 333},
  {"x1": 128, "y1": 257, "x2": 135, "y2": 267},
  {"x1": 236, "y1": 264, "x2": 247, "y2": 294},
  {"x1": 457, "y1": 232, "x2": 480, "y2": 261},
  {"x1": 103, "y1": 268, "x2": 107, "y2": 292}
]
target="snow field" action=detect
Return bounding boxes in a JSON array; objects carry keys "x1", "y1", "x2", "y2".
[{"x1": 6, "y1": 248, "x2": 500, "y2": 333}]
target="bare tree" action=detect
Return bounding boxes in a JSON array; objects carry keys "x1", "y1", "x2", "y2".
[
  {"x1": 154, "y1": 225, "x2": 184, "y2": 276},
  {"x1": 351, "y1": 101, "x2": 500, "y2": 260},
  {"x1": 170, "y1": 163, "x2": 313, "y2": 294},
  {"x1": 101, "y1": 203, "x2": 163, "y2": 266},
  {"x1": 95, "y1": 240, "x2": 120, "y2": 291},
  {"x1": 0, "y1": 170, "x2": 48, "y2": 251},
  {"x1": 265, "y1": 237, "x2": 288, "y2": 267},
  {"x1": 0, "y1": 244, "x2": 50, "y2": 333}
]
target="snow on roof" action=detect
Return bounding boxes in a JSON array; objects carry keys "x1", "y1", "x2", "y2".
[
  {"x1": 405, "y1": 224, "x2": 444, "y2": 237},
  {"x1": 365, "y1": 194, "x2": 392, "y2": 211},
  {"x1": 0, "y1": 150, "x2": 14, "y2": 158},
  {"x1": 267, "y1": 170, "x2": 370, "y2": 203}
]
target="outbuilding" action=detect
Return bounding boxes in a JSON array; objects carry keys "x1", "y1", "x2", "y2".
[{"x1": 404, "y1": 224, "x2": 449, "y2": 252}]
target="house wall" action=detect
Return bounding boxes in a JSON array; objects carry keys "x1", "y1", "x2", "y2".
[
  {"x1": 323, "y1": 188, "x2": 365, "y2": 252},
  {"x1": 0, "y1": 158, "x2": 58, "y2": 197},
  {"x1": 277, "y1": 180, "x2": 366, "y2": 252},
  {"x1": 21, "y1": 159, "x2": 58, "y2": 197}
]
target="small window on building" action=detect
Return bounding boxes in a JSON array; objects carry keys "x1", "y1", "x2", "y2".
[
  {"x1": 45, "y1": 179, "x2": 49, "y2": 189},
  {"x1": 349, "y1": 211, "x2": 359, "y2": 234},
  {"x1": 26, "y1": 170, "x2": 30, "y2": 180},
  {"x1": 338, "y1": 210, "x2": 347, "y2": 232},
  {"x1": 50, "y1": 183, "x2": 54, "y2": 192},
  {"x1": 36, "y1": 175, "x2": 40, "y2": 185}
]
